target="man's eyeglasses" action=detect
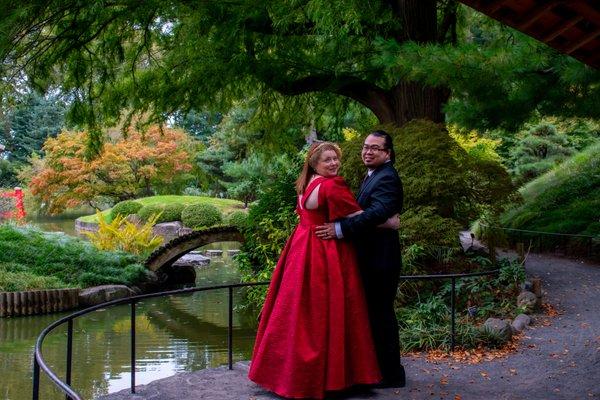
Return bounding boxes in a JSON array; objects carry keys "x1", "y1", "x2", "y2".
[{"x1": 362, "y1": 144, "x2": 387, "y2": 152}]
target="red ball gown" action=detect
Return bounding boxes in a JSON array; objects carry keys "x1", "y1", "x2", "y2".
[{"x1": 248, "y1": 176, "x2": 381, "y2": 399}]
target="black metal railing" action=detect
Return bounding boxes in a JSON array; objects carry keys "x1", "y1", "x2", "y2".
[
  {"x1": 479, "y1": 224, "x2": 599, "y2": 259},
  {"x1": 33, "y1": 270, "x2": 499, "y2": 400},
  {"x1": 32, "y1": 281, "x2": 269, "y2": 400}
]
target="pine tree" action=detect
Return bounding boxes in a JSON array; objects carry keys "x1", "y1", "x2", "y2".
[
  {"x1": 8, "y1": 93, "x2": 66, "y2": 163},
  {"x1": 509, "y1": 123, "x2": 574, "y2": 184}
]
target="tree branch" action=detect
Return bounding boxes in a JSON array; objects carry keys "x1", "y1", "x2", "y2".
[{"x1": 261, "y1": 72, "x2": 394, "y2": 122}]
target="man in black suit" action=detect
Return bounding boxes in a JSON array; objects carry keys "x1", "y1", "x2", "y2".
[{"x1": 316, "y1": 130, "x2": 405, "y2": 387}]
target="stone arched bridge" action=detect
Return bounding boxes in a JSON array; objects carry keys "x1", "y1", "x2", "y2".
[{"x1": 145, "y1": 226, "x2": 244, "y2": 284}]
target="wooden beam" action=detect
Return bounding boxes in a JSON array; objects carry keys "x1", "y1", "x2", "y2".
[
  {"x1": 517, "y1": 1, "x2": 563, "y2": 31},
  {"x1": 568, "y1": 2, "x2": 600, "y2": 28},
  {"x1": 488, "y1": 0, "x2": 512, "y2": 15},
  {"x1": 565, "y1": 28, "x2": 600, "y2": 54},
  {"x1": 542, "y1": 16, "x2": 584, "y2": 42}
]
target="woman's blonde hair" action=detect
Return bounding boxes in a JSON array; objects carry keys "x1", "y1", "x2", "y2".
[{"x1": 295, "y1": 141, "x2": 342, "y2": 194}]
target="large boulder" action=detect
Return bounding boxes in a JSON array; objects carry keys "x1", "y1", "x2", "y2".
[
  {"x1": 79, "y1": 285, "x2": 135, "y2": 307},
  {"x1": 517, "y1": 290, "x2": 538, "y2": 312},
  {"x1": 482, "y1": 317, "x2": 513, "y2": 341},
  {"x1": 153, "y1": 221, "x2": 184, "y2": 238}
]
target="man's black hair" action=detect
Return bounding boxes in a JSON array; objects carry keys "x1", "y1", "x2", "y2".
[{"x1": 369, "y1": 130, "x2": 395, "y2": 163}]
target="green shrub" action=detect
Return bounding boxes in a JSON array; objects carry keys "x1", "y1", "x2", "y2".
[
  {"x1": 396, "y1": 295, "x2": 504, "y2": 351},
  {"x1": 236, "y1": 154, "x2": 301, "y2": 312},
  {"x1": 339, "y1": 120, "x2": 515, "y2": 268},
  {"x1": 227, "y1": 210, "x2": 248, "y2": 229},
  {"x1": 161, "y1": 203, "x2": 185, "y2": 222},
  {"x1": 109, "y1": 200, "x2": 143, "y2": 221},
  {"x1": 508, "y1": 123, "x2": 574, "y2": 185},
  {"x1": 181, "y1": 203, "x2": 223, "y2": 228},
  {"x1": 137, "y1": 204, "x2": 165, "y2": 222},
  {"x1": 397, "y1": 260, "x2": 522, "y2": 352},
  {"x1": 131, "y1": 203, "x2": 187, "y2": 224},
  {"x1": 399, "y1": 206, "x2": 462, "y2": 248}
]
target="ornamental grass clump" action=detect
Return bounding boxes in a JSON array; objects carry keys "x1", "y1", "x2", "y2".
[
  {"x1": 181, "y1": 203, "x2": 222, "y2": 229},
  {"x1": 85, "y1": 211, "x2": 163, "y2": 256}
]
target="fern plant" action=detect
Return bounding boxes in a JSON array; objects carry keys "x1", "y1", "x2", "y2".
[{"x1": 85, "y1": 211, "x2": 164, "y2": 256}]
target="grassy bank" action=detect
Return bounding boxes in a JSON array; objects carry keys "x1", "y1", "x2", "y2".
[
  {"x1": 501, "y1": 142, "x2": 600, "y2": 236},
  {"x1": 0, "y1": 223, "x2": 147, "y2": 292},
  {"x1": 78, "y1": 195, "x2": 244, "y2": 223}
]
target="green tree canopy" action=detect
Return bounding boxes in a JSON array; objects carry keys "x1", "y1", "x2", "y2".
[{"x1": 2, "y1": 1, "x2": 598, "y2": 137}]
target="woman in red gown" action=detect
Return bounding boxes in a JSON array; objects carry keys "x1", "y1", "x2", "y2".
[{"x1": 249, "y1": 142, "x2": 394, "y2": 399}]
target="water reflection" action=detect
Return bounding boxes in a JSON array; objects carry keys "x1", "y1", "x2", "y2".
[
  {"x1": 0, "y1": 242, "x2": 258, "y2": 400},
  {"x1": 25, "y1": 211, "x2": 92, "y2": 237}
]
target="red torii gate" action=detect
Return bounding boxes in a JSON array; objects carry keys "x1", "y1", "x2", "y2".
[{"x1": 0, "y1": 187, "x2": 26, "y2": 221}]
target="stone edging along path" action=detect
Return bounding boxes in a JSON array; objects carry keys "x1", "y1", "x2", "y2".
[{"x1": 101, "y1": 251, "x2": 600, "y2": 400}]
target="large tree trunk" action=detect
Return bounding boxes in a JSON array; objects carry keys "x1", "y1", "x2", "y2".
[
  {"x1": 269, "y1": 0, "x2": 453, "y2": 127},
  {"x1": 368, "y1": 82, "x2": 450, "y2": 126},
  {"x1": 355, "y1": 0, "x2": 450, "y2": 126},
  {"x1": 381, "y1": 0, "x2": 448, "y2": 126}
]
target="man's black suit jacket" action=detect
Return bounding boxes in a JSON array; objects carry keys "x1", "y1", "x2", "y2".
[{"x1": 339, "y1": 161, "x2": 403, "y2": 274}]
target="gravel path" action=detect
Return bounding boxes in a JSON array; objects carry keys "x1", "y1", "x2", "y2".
[{"x1": 101, "y1": 252, "x2": 600, "y2": 400}]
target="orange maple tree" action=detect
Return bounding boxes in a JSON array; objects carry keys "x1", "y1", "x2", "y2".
[{"x1": 28, "y1": 126, "x2": 194, "y2": 214}]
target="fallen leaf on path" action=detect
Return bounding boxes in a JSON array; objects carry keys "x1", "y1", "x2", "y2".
[
  {"x1": 417, "y1": 334, "x2": 522, "y2": 364},
  {"x1": 542, "y1": 303, "x2": 561, "y2": 317}
]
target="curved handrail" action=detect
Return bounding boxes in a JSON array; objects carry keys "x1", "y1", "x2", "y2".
[
  {"x1": 32, "y1": 281, "x2": 270, "y2": 400},
  {"x1": 478, "y1": 224, "x2": 598, "y2": 239},
  {"x1": 33, "y1": 271, "x2": 499, "y2": 399},
  {"x1": 478, "y1": 223, "x2": 598, "y2": 258}
]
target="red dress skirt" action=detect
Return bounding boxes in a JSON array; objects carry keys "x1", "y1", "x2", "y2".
[{"x1": 248, "y1": 176, "x2": 381, "y2": 399}]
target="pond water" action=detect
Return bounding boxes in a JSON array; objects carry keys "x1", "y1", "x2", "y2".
[
  {"x1": 25, "y1": 212, "x2": 91, "y2": 237},
  {"x1": 0, "y1": 217, "x2": 259, "y2": 400}
]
